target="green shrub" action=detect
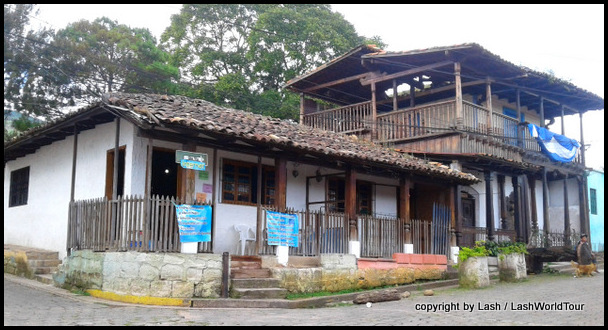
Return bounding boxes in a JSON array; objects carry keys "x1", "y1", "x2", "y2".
[
  {"x1": 456, "y1": 241, "x2": 490, "y2": 267},
  {"x1": 480, "y1": 240, "x2": 528, "y2": 257}
]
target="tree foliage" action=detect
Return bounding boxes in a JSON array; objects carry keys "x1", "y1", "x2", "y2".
[
  {"x1": 4, "y1": 3, "x2": 385, "y2": 140},
  {"x1": 51, "y1": 17, "x2": 179, "y2": 106}
]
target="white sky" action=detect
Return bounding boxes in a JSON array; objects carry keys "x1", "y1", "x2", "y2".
[{"x1": 29, "y1": 4, "x2": 604, "y2": 170}]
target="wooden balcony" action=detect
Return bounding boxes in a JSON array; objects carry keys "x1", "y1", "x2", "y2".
[{"x1": 302, "y1": 99, "x2": 583, "y2": 167}]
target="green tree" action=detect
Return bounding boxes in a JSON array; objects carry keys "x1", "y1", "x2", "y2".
[
  {"x1": 51, "y1": 17, "x2": 179, "y2": 106},
  {"x1": 4, "y1": 4, "x2": 60, "y2": 121},
  {"x1": 162, "y1": 4, "x2": 383, "y2": 119}
]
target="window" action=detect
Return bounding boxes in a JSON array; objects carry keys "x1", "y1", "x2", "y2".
[
  {"x1": 222, "y1": 159, "x2": 275, "y2": 205},
  {"x1": 9, "y1": 166, "x2": 30, "y2": 207},
  {"x1": 590, "y1": 188, "x2": 597, "y2": 215},
  {"x1": 326, "y1": 177, "x2": 373, "y2": 215},
  {"x1": 105, "y1": 147, "x2": 126, "y2": 199}
]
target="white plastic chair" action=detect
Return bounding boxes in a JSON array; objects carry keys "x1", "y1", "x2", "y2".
[{"x1": 234, "y1": 224, "x2": 256, "y2": 255}]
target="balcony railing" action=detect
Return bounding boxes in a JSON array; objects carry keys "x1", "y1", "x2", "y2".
[{"x1": 303, "y1": 98, "x2": 578, "y2": 163}]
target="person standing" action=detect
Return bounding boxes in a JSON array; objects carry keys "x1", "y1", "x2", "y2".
[{"x1": 576, "y1": 234, "x2": 600, "y2": 273}]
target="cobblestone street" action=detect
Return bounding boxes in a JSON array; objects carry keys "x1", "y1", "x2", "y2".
[{"x1": 4, "y1": 270, "x2": 603, "y2": 326}]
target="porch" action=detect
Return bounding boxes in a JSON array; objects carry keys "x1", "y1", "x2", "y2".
[{"x1": 67, "y1": 195, "x2": 454, "y2": 259}]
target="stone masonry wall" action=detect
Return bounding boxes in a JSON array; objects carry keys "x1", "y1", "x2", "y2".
[{"x1": 54, "y1": 251, "x2": 223, "y2": 298}]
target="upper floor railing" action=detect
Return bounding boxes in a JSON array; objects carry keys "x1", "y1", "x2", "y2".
[{"x1": 302, "y1": 98, "x2": 580, "y2": 163}]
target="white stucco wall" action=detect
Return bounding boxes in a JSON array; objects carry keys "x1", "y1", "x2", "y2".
[{"x1": 5, "y1": 119, "x2": 419, "y2": 259}]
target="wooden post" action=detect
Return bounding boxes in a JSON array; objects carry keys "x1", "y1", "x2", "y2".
[
  {"x1": 527, "y1": 174, "x2": 539, "y2": 236},
  {"x1": 540, "y1": 97, "x2": 545, "y2": 127},
  {"x1": 409, "y1": 83, "x2": 415, "y2": 108},
  {"x1": 275, "y1": 157, "x2": 287, "y2": 212},
  {"x1": 454, "y1": 62, "x2": 463, "y2": 128},
  {"x1": 67, "y1": 124, "x2": 79, "y2": 256},
  {"x1": 454, "y1": 184, "x2": 462, "y2": 246},
  {"x1": 485, "y1": 171, "x2": 495, "y2": 242},
  {"x1": 221, "y1": 252, "x2": 230, "y2": 298},
  {"x1": 563, "y1": 174, "x2": 571, "y2": 247},
  {"x1": 497, "y1": 175, "x2": 506, "y2": 230},
  {"x1": 399, "y1": 176, "x2": 411, "y2": 244},
  {"x1": 345, "y1": 168, "x2": 357, "y2": 241},
  {"x1": 512, "y1": 176, "x2": 522, "y2": 242},
  {"x1": 516, "y1": 89, "x2": 522, "y2": 148},
  {"x1": 392, "y1": 79, "x2": 398, "y2": 111},
  {"x1": 299, "y1": 93, "x2": 305, "y2": 125},
  {"x1": 371, "y1": 82, "x2": 377, "y2": 139},
  {"x1": 542, "y1": 167, "x2": 550, "y2": 247},
  {"x1": 486, "y1": 79, "x2": 493, "y2": 135}
]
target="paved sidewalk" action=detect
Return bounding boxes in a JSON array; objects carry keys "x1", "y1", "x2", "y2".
[{"x1": 4, "y1": 268, "x2": 603, "y2": 326}]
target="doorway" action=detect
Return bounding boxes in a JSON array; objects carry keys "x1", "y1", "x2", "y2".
[{"x1": 151, "y1": 148, "x2": 178, "y2": 197}]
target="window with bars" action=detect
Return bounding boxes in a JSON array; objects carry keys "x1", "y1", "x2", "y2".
[{"x1": 9, "y1": 166, "x2": 30, "y2": 207}]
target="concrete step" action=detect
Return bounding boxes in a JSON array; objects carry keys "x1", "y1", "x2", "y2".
[
  {"x1": 231, "y1": 277, "x2": 282, "y2": 289},
  {"x1": 231, "y1": 287, "x2": 288, "y2": 299},
  {"x1": 231, "y1": 260, "x2": 262, "y2": 270},
  {"x1": 231, "y1": 268, "x2": 272, "y2": 279},
  {"x1": 28, "y1": 259, "x2": 62, "y2": 268}
]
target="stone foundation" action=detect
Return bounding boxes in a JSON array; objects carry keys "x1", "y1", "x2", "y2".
[{"x1": 54, "y1": 251, "x2": 223, "y2": 298}]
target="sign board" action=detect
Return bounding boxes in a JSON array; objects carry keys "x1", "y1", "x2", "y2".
[
  {"x1": 175, "y1": 204, "x2": 212, "y2": 243},
  {"x1": 176, "y1": 150, "x2": 208, "y2": 165},
  {"x1": 180, "y1": 159, "x2": 206, "y2": 171},
  {"x1": 266, "y1": 211, "x2": 299, "y2": 247}
]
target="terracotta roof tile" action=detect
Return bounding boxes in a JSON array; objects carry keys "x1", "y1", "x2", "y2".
[{"x1": 103, "y1": 93, "x2": 479, "y2": 183}]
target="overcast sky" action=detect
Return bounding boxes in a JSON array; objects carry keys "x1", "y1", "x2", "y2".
[{"x1": 29, "y1": 4, "x2": 604, "y2": 169}]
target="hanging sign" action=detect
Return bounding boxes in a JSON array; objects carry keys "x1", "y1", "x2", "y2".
[
  {"x1": 176, "y1": 150, "x2": 208, "y2": 170},
  {"x1": 174, "y1": 204, "x2": 212, "y2": 243},
  {"x1": 266, "y1": 211, "x2": 299, "y2": 247}
]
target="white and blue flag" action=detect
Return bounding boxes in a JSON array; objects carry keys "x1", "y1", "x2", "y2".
[{"x1": 528, "y1": 124, "x2": 580, "y2": 163}]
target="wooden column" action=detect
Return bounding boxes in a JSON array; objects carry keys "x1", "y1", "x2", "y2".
[
  {"x1": 485, "y1": 171, "x2": 495, "y2": 242},
  {"x1": 577, "y1": 175, "x2": 589, "y2": 242},
  {"x1": 299, "y1": 93, "x2": 305, "y2": 125},
  {"x1": 512, "y1": 176, "x2": 522, "y2": 242},
  {"x1": 371, "y1": 82, "x2": 378, "y2": 139},
  {"x1": 497, "y1": 174, "x2": 506, "y2": 229},
  {"x1": 563, "y1": 174, "x2": 571, "y2": 246},
  {"x1": 540, "y1": 97, "x2": 545, "y2": 127},
  {"x1": 274, "y1": 157, "x2": 287, "y2": 212},
  {"x1": 542, "y1": 167, "x2": 550, "y2": 247},
  {"x1": 454, "y1": 62, "x2": 463, "y2": 128},
  {"x1": 516, "y1": 89, "x2": 522, "y2": 148},
  {"x1": 527, "y1": 174, "x2": 539, "y2": 236},
  {"x1": 485, "y1": 79, "x2": 493, "y2": 135},
  {"x1": 399, "y1": 176, "x2": 411, "y2": 244},
  {"x1": 409, "y1": 83, "x2": 415, "y2": 107},
  {"x1": 67, "y1": 124, "x2": 79, "y2": 256},
  {"x1": 454, "y1": 184, "x2": 463, "y2": 246},
  {"x1": 179, "y1": 143, "x2": 197, "y2": 204},
  {"x1": 449, "y1": 184, "x2": 457, "y2": 246},
  {"x1": 392, "y1": 79, "x2": 398, "y2": 111},
  {"x1": 112, "y1": 118, "x2": 121, "y2": 200},
  {"x1": 345, "y1": 168, "x2": 357, "y2": 241}
]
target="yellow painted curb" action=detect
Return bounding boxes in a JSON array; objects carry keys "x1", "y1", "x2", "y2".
[{"x1": 86, "y1": 289, "x2": 190, "y2": 307}]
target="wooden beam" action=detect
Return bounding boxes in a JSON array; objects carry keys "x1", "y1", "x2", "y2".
[
  {"x1": 360, "y1": 60, "x2": 453, "y2": 86},
  {"x1": 302, "y1": 72, "x2": 369, "y2": 92}
]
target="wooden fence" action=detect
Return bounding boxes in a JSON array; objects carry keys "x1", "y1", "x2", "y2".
[{"x1": 68, "y1": 195, "x2": 212, "y2": 253}]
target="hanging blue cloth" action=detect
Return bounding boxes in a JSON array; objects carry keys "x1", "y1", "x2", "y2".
[{"x1": 528, "y1": 123, "x2": 580, "y2": 163}]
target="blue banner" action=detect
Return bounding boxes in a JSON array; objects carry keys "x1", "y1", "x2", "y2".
[
  {"x1": 266, "y1": 211, "x2": 299, "y2": 247},
  {"x1": 528, "y1": 124, "x2": 580, "y2": 163},
  {"x1": 175, "y1": 204, "x2": 212, "y2": 243}
]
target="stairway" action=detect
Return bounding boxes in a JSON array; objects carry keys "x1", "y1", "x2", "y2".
[
  {"x1": 4, "y1": 244, "x2": 61, "y2": 284},
  {"x1": 230, "y1": 255, "x2": 287, "y2": 299}
]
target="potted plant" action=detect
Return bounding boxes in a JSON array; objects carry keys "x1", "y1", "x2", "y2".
[
  {"x1": 456, "y1": 241, "x2": 490, "y2": 288},
  {"x1": 495, "y1": 241, "x2": 528, "y2": 282}
]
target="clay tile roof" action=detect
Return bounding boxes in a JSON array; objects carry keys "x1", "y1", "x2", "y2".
[{"x1": 102, "y1": 92, "x2": 479, "y2": 183}]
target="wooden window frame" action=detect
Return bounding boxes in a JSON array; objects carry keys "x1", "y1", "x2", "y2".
[
  {"x1": 105, "y1": 146, "x2": 126, "y2": 200},
  {"x1": 221, "y1": 159, "x2": 275, "y2": 206},
  {"x1": 9, "y1": 166, "x2": 30, "y2": 207},
  {"x1": 590, "y1": 188, "x2": 597, "y2": 215}
]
